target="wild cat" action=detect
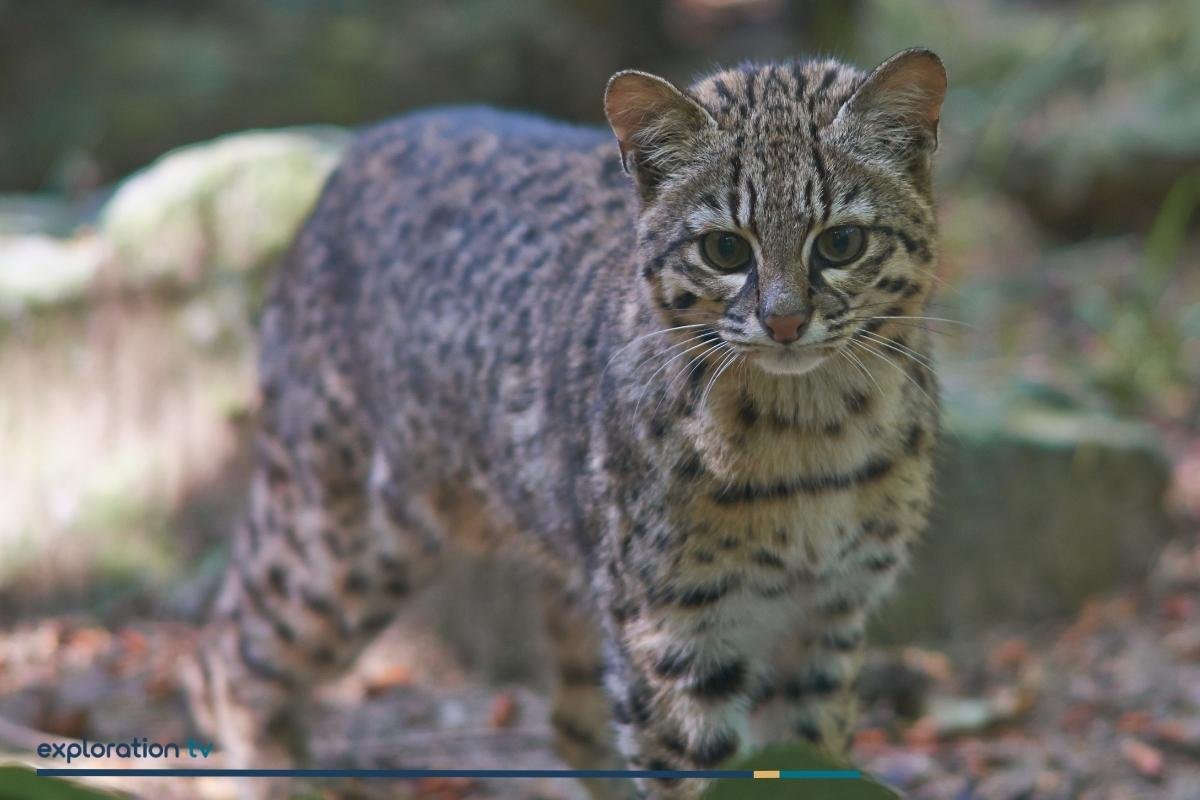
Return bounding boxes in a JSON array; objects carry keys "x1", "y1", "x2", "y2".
[{"x1": 187, "y1": 47, "x2": 946, "y2": 799}]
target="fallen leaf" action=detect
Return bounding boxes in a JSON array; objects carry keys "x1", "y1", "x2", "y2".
[
  {"x1": 904, "y1": 716, "x2": 939, "y2": 748},
  {"x1": 989, "y1": 685, "x2": 1035, "y2": 719},
  {"x1": 903, "y1": 647, "x2": 953, "y2": 684},
  {"x1": 1060, "y1": 703, "x2": 1096, "y2": 734},
  {"x1": 364, "y1": 663, "x2": 413, "y2": 697},
  {"x1": 988, "y1": 637, "x2": 1030, "y2": 672},
  {"x1": 414, "y1": 776, "x2": 476, "y2": 799},
  {"x1": 1152, "y1": 717, "x2": 1200, "y2": 755},
  {"x1": 117, "y1": 629, "x2": 148, "y2": 655},
  {"x1": 1117, "y1": 710, "x2": 1153, "y2": 734},
  {"x1": 1164, "y1": 625, "x2": 1200, "y2": 660},
  {"x1": 1120, "y1": 737, "x2": 1164, "y2": 779},
  {"x1": 1035, "y1": 770, "x2": 1066, "y2": 794},
  {"x1": 144, "y1": 669, "x2": 178, "y2": 699},
  {"x1": 853, "y1": 727, "x2": 890, "y2": 753},
  {"x1": 66, "y1": 627, "x2": 110, "y2": 658},
  {"x1": 489, "y1": 691, "x2": 519, "y2": 729},
  {"x1": 1159, "y1": 594, "x2": 1196, "y2": 623},
  {"x1": 41, "y1": 707, "x2": 89, "y2": 739}
]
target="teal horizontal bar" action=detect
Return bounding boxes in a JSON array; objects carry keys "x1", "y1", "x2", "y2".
[
  {"x1": 38, "y1": 767, "x2": 861, "y2": 780},
  {"x1": 781, "y1": 770, "x2": 860, "y2": 779}
]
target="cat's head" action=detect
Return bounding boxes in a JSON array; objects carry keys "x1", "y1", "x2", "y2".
[{"x1": 604, "y1": 49, "x2": 946, "y2": 376}]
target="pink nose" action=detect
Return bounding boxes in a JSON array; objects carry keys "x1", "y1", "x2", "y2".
[{"x1": 763, "y1": 313, "x2": 809, "y2": 344}]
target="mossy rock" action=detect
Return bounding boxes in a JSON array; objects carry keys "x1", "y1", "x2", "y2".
[
  {"x1": 0, "y1": 233, "x2": 106, "y2": 315},
  {"x1": 877, "y1": 406, "x2": 1175, "y2": 643},
  {"x1": 101, "y1": 127, "x2": 350, "y2": 288}
]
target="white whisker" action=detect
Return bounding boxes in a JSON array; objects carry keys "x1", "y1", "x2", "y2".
[
  {"x1": 699, "y1": 347, "x2": 740, "y2": 411},
  {"x1": 651, "y1": 341, "x2": 727, "y2": 419},
  {"x1": 839, "y1": 343, "x2": 884, "y2": 400},
  {"x1": 602, "y1": 323, "x2": 711, "y2": 377},
  {"x1": 866, "y1": 314, "x2": 973, "y2": 329},
  {"x1": 634, "y1": 337, "x2": 720, "y2": 418},
  {"x1": 847, "y1": 338, "x2": 938, "y2": 414},
  {"x1": 623, "y1": 331, "x2": 711, "y2": 378},
  {"x1": 857, "y1": 330, "x2": 935, "y2": 371}
]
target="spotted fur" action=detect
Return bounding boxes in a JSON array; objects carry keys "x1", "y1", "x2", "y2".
[{"x1": 188, "y1": 48, "x2": 947, "y2": 800}]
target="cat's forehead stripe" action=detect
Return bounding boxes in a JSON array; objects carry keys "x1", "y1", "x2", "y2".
[{"x1": 691, "y1": 60, "x2": 862, "y2": 131}]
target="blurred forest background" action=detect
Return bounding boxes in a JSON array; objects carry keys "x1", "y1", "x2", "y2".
[{"x1": 1, "y1": 1, "x2": 1200, "y2": 798}]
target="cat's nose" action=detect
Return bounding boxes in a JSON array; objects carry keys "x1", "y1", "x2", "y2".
[{"x1": 762, "y1": 313, "x2": 810, "y2": 344}]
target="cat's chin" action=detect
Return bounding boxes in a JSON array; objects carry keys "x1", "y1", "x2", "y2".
[{"x1": 752, "y1": 347, "x2": 831, "y2": 376}]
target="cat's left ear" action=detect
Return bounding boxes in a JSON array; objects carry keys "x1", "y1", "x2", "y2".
[
  {"x1": 605, "y1": 70, "x2": 717, "y2": 197},
  {"x1": 832, "y1": 48, "x2": 947, "y2": 170}
]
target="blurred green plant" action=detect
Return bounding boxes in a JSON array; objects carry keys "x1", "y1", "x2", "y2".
[
  {"x1": 1081, "y1": 173, "x2": 1200, "y2": 417},
  {"x1": 0, "y1": 767, "x2": 121, "y2": 800},
  {"x1": 704, "y1": 743, "x2": 900, "y2": 799}
]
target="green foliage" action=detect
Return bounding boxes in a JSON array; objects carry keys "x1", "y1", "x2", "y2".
[
  {"x1": 0, "y1": 767, "x2": 121, "y2": 800},
  {"x1": 1083, "y1": 173, "x2": 1200, "y2": 416},
  {"x1": 704, "y1": 743, "x2": 900, "y2": 800}
]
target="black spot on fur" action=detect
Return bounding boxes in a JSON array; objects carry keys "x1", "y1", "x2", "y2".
[
  {"x1": 300, "y1": 589, "x2": 336, "y2": 617},
  {"x1": 553, "y1": 712, "x2": 600, "y2": 746},
  {"x1": 238, "y1": 635, "x2": 295, "y2": 688},
  {"x1": 359, "y1": 611, "x2": 393, "y2": 634},
  {"x1": 310, "y1": 646, "x2": 336, "y2": 666},
  {"x1": 752, "y1": 549, "x2": 787, "y2": 569},
  {"x1": 737, "y1": 395, "x2": 759, "y2": 427},
  {"x1": 343, "y1": 571, "x2": 370, "y2": 593},
  {"x1": 819, "y1": 596, "x2": 855, "y2": 617},
  {"x1": 675, "y1": 453, "x2": 704, "y2": 480},
  {"x1": 677, "y1": 578, "x2": 735, "y2": 608},
  {"x1": 627, "y1": 682, "x2": 653, "y2": 725},
  {"x1": 818, "y1": 67, "x2": 839, "y2": 94},
  {"x1": 866, "y1": 553, "x2": 899, "y2": 572},
  {"x1": 905, "y1": 423, "x2": 926, "y2": 453},
  {"x1": 672, "y1": 292, "x2": 697, "y2": 310},
  {"x1": 653, "y1": 647, "x2": 695, "y2": 679},
  {"x1": 795, "y1": 719, "x2": 822, "y2": 742},
  {"x1": 659, "y1": 731, "x2": 688, "y2": 756},
  {"x1": 783, "y1": 671, "x2": 841, "y2": 699},
  {"x1": 822, "y1": 628, "x2": 864, "y2": 652},
  {"x1": 690, "y1": 660, "x2": 746, "y2": 700},
  {"x1": 646, "y1": 759, "x2": 681, "y2": 786},
  {"x1": 863, "y1": 518, "x2": 901, "y2": 542},
  {"x1": 844, "y1": 390, "x2": 870, "y2": 415},
  {"x1": 690, "y1": 729, "x2": 740, "y2": 767},
  {"x1": 710, "y1": 456, "x2": 894, "y2": 505},
  {"x1": 266, "y1": 564, "x2": 288, "y2": 596},
  {"x1": 271, "y1": 619, "x2": 295, "y2": 643}
]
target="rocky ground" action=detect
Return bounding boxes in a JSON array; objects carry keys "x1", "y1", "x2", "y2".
[{"x1": 2, "y1": 527, "x2": 1198, "y2": 800}]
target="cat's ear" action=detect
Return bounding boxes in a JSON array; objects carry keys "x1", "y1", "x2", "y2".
[
  {"x1": 832, "y1": 48, "x2": 947, "y2": 172},
  {"x1": 605, "y1": 70, "x2": 717, "y2": 196}
]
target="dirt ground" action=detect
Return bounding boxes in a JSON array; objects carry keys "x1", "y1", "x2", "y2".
[{"x1": 2, "y1": 527, "x2": 1199, "y2": 800}]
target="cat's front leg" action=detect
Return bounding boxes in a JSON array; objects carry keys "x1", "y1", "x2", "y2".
[{"x1": 597, "y1": 572, "x2": 761, "y2": 800}]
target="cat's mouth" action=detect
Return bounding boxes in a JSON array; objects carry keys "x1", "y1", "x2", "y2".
[{"x1": 729, "y1": 340, "x2": 837, "y2": 376}]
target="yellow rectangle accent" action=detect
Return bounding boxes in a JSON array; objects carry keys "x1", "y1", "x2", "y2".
[{"x1": 753, "y1": 770, "x2": 781, "y2": 779}]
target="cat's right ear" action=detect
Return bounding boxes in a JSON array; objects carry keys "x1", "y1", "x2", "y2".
[
  {"x1": 604, "y1": 70, "x2": 716, "y2": 197},
  {"x1": 831, "y1": 48, "x2": 947, "y2": 175}
]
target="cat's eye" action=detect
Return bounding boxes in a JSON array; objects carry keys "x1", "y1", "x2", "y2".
[
  {"x1": 700, "y1": 232, "x2": 752, "y2": 272},
  {"x1": 812, "y1": 225, "x2": 867, "y2": 268}
]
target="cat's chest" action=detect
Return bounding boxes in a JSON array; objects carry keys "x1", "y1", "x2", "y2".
[{"x1": 659, "y1": 386, "x2": 911, "y2": 574}]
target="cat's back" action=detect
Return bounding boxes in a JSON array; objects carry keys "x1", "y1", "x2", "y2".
[
  {"x1": 303, "y1": 105, "x2": 626, "y2": 272},
  {"x1": 270, "y1": 106, "x2": 631, "y2": 329},
  {"x1": 260, "y1": 106, "x2": 635, "y2": 455}
]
